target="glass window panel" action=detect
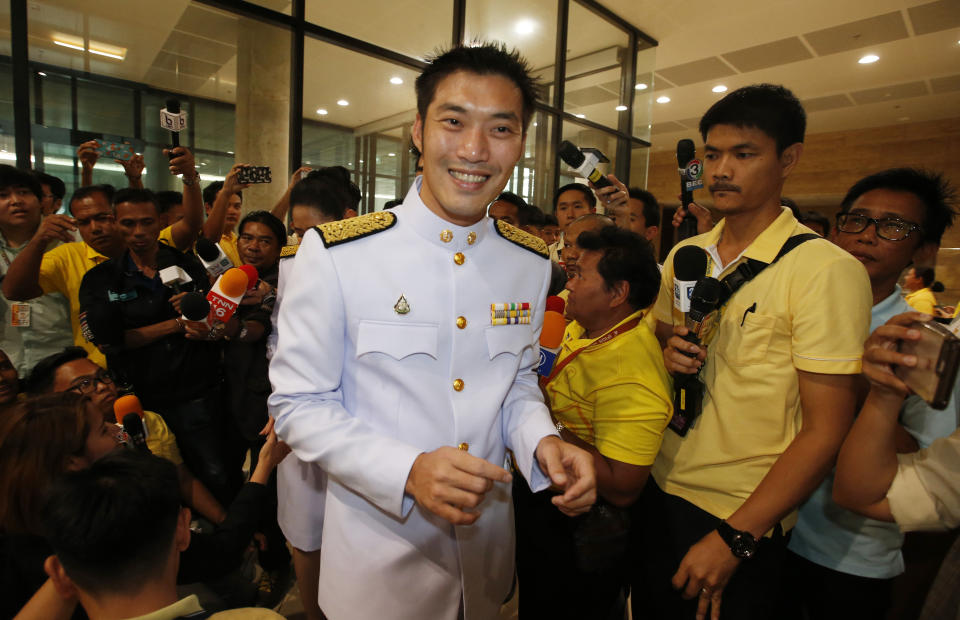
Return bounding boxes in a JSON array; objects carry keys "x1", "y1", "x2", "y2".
[
  {"x1": 0, "y1": 1, "x2": 10, "y2": 57},
  {"x1": 194, "y1": 100, "x2": 235, "y2": 154},
  {"x1": 0, "y1": 61, "x2": 13, "y2": 142},
  {"x1": 632, "y1": 46, "x2": 656, "y2": 141},
  {"x1": 508, "y1": 111, "x2": 554, "y2": 213},
  {"x1": 306, "y1": 0, "x2": 452, "y2": 60},
  {"x1": 563, "y1": 2, "x2": 630, "y2": 131},
  {"x1": 38, "y1": 73, "x2": 71, "y2": 129},
  {"x1": 302, "y1": 123, "x2": 356, "y2": 170},
  {"x1": 249, "y1": 0, "x2": 292, "y2": 15},
  {"x1": 375, "y1": 134, "x2": 401, "y2": 178},
  {"x1": 374, "y1": 176, "x2": 401, "y2": 212},
  {"x1": 77, "y1": 79, "x2": 134, "y2": 136}
]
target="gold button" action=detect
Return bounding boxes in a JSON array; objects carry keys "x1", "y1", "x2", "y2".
[
  {"x1": 458, "y1": 442, "x2": 469, "y2": 451},
  {"x1": 440, "y1": 229, "x2": 453, "y2": 243},
  {"x1": 453, "y1": 378, "x2": 464, "y2": 391},
  {"x1": 456, "y1": 316, "x2": 467, "y2": 329},
  {"x1": 453, "y1": 252, "x2": 465, "y2": 265},
  {"x1": 467, "y1": 232, "x2": 477, "y2": 245}
]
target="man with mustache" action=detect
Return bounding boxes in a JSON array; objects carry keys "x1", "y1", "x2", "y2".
[{"x1": 638, "y1": 84, "x2": 873, "y2": 620}]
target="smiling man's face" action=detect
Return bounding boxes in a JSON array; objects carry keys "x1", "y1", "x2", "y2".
[{"x1": 413, "y1": 71, "x2": 526, "y2": 227}]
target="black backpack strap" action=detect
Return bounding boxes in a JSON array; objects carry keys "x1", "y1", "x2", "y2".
[{"x1": 716, "y1": 233, "x2": 820, "y2": 308}]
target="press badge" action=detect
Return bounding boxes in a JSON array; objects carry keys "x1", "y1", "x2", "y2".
[{"x1": 10, "y1": 302, "x2": 30, "y2": 327}]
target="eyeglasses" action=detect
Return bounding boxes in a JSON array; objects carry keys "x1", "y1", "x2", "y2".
[
  {"x1": 835, "y1": 213, "x2": 923, "y2": 242},
  {"x1": 68, "y1": 370, "x2": 114, "y2": 395}
]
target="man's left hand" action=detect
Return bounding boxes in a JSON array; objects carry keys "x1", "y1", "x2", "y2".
[
  {"x1": 534, "y1": 435, "x2": 596, "y2": 516},
  {"x1": 671, "y1": 530, "x2": 741, "y2": 620}
]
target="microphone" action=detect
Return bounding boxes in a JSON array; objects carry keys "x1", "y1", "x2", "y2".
[
  {"x1": 672, "y1": 245, "x2": 708, "y2": 315},
  {"x1": 670, "y1": 277, "x2": 723, "y2": 437},
  {"x1": 114, "y1": 394, "x2": 150, "y2": 453},
  {"x1": 537, "y1": 307, "x2": 567, "y2": 378},
  {"x1": 206, "y1": 267, "x2": 254, "y2": 324},
  {"x1": 676, "y1": 139, "x2": 704, "y2": 240},
  {"x1": 558, "y1": 141, "x2": 612, "y2": 190},
  {"x1": 160, "y1": 99, "x2": 185, "y2": 160},
  {"x1": 545, "y1": 295, "x2": 566, "y2": 315},
  {"x1": 195, "y1": 237, "x2": 234, "y2": 278},
  {"x1": 159, "y1": 265, "x2": 193, "y2": 293},
  {"x1": 238, "y1": 264, "x2": 259, "y2": 291},
  {"x1": 181, "y1": 291, "x2": 212, "y2": 328}
]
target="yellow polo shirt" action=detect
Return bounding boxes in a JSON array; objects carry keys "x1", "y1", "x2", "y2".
[
  {"x1": 158, "y1": 227, "x2": 240, "y2": 266},
  {"x1": 143, "y1": 410, "x2": 183, "y2": 466},
  {"x1": 546, "y1": 310, "x2": 673, "y2": 466},
  {"x1": 652, "y1": 207, "x2": 872, "y2": 528},
  {"x1": 37, "y1": 241, "x2": 110, "y2": 367},
  {"x1": 904, "y1": 287, "x2": 937, "y2": 315}
]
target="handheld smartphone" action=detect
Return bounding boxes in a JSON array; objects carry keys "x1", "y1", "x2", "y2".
[
  {"x1": 94, "y1": 139, "x2": 137, "y2": 161},
  {"x1": 894, "y1": 320, "x2": 960, "y2": 409},
  {"x1": 236, "y1": 166, "x2": 272, "y2": 184}
]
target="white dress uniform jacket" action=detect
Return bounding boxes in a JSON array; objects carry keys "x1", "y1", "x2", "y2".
[{"x1": 268, "y1": 180, "x2": 558, "y2": 620}]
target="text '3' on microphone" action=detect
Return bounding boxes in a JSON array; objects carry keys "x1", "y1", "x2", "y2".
[
  {"x1": 676, "y1": 139, "x2": 704, "y2": 241},
  {"x1": 558, "y1": 141, "x2": 612, "y2": 190}
]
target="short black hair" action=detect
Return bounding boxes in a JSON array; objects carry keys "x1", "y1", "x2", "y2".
[
  {"x1": 33, "y1": 171, "x2": 66, "y2": 200},
  {"x1": 416, "y1": 42, "x2": 540, "y2": 132},
  {"x1": 202, "y1": 181, "x2": 242, "y2": 206},
  {"x1": 383, "y1": 199, "x2": 403, "y2": 210},
  {"x1": 699, "y1": 84, "x2": 806, "y2": 154},
  {"x1": 113, "y1": 187, "x2": 158, "y2": 214},
  {"x1": 841, "y1": 168, "x2": 957, "y2": 244},
  {"x1": 68, "y1": 185, "x2": 114, "y2": 214},
  {"x1": 543, "y1": 213, "x2": 559, "y2": 227},
  {"x1": 291, "y1": 166, "x2": 361, "y2": 221},
  {"x1": 799, "y1": 210, "x2": 830, "y2": 236},
  {"x1": 554, "y1": 183, "x2": 596, "y2": 209},
  {"x1": 521, "y1": 203, "x2": 546, "y2": 228},
  {"x1": 915, "y1": 267, "x2": 936, "y2": 288},
  {"x1": 576, "y1": 226, "x2": 660, "y2": 311},
  {"x1": 627, "y1": 188, "x2": 660, "y2": 228},
  {"x1": 154, "y1": 191, "x2": 183, "y2": 215},
  {"x1": 0, "y1": 164, "x2": 42, "y2": 200},
  {"x1": 238, "y1": 210, "x2": 286, "y2": 248},
  {"x1": 42, "y1": 450, "x2": 181, "y2": 597},
  {"x1": 25, "y1": 346, "x2": 89, "y2": 396},
  {"x1": 495, "y1": 191, "x2": 527, "y2": 212}
]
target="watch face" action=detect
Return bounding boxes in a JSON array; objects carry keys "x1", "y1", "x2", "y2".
[{"x1": 731, "y1": 533, "x2": 757, "y2": 559}]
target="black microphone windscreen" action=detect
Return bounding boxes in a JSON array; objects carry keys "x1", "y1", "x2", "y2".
[
  {"x1": 166, "y1": 99, "x2": 180, "y2": 114},
  {"x1": 558, "y1": 141, "x2": 586, "y2": 168},
  {"x1": 181, "y1": 292, "x2": 210, "y2": 321},
  {"x1": 690, "y1": 277, "x2": 723, "y2": 316},
  {"x1": 677, "y1": 139, "x2": 696, "y2": 168},
  {"x1": 674, "y1": 245, "x2": 708, "y2": 281},
  {"x1": 195, "y1": 237, "x2": 219, "y2": 261}
]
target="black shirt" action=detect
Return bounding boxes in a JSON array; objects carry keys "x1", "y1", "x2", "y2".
[{"x1": 78, "y1": 243, "x2": 222, "y2": 410}]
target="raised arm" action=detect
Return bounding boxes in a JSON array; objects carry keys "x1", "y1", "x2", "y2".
[
  {"x1": 202, "y1": 164, "x2": 249, "y2": 243},
  {"x1": 163, "y1": 147, "x2": 203, "y2": 251},
  {"x1": 270, "y1": 165, "x2": 312, "y2": 222}
]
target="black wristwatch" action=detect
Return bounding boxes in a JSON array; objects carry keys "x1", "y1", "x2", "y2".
[{"x1": 716, "y1": 521, "x2": 758, "y2": 559}]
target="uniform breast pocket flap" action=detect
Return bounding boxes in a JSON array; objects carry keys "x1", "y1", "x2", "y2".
[
  {"x1": 484, "y1": 324, "x2": 534, "y2": 360},
  {"x1": 722, "y1": 309, "x2": 778, "y2": 366},
  {"x1": 356, "y1": 320, "x2": 439, "y2": 361}
]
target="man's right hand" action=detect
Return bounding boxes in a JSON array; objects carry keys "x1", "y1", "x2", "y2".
[
  {"x1": 223, "y1": 163, "x2": 252, "y2": 196},
  {"x1": 405, "y1": 446, "x2": 513, "y2": 526},
  {"x1": 663, "y1": 325, "x2": 706, "y2": 375},
  {"x1": 32, "y1": 214, "x2": 77, "y2": 246},
  {"x1": 77, "y1": 140, "x2": 100, "y2": 170},
  {"x1": 673, "y1": 201, "x2": 715, "y2": 235}
]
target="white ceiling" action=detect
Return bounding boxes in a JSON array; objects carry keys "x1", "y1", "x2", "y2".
[{"x1": 600, "y1": 0, "x2": 960, "y2": 151}]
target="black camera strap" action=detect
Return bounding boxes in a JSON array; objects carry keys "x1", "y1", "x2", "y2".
[{"x1": 715, "y1": 233, "x2": 820, "y2": 310}]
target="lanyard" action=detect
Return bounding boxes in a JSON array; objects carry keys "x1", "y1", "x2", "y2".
[{"x1": 540, "y1": 315, "x2": 642, "y2": 388}]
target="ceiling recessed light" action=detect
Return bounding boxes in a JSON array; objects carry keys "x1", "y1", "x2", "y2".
[
  {"x1": 53, "y1": 39, "x2": 84, "y2": 51},
  {"x1": 574, "y1": 113, "x2": 586, "y2": 119},
  {"x1": 316, "y1": 108, "x2": 328, "y2": 115},
  {"x1": 615, "y1": 105, "x2": 628, "y2": 111},
  {"x1": 656, "y1": 96, "x2": 670, "y2": 104},
  {"x1": 635, "y1": 83, "x2": 648, "y2": 90},
  {"x1": 858, "y1": 54, "x2": 879, "y2": 64},
  {"x1": 37, "y1": 71, "x2": 46, "y2": 77},
  {"x1": 337, "y1": 99, "x2": 349, "y2": 106},
  {"x1": 712, "y1": 85, "x2": 727, "y2": 93},
  {"x1": 514, "y1": 19, "x2": 536, "y2": 35},
  {"x1": 388, "y1": 152, "x2": 396, "y2": 157},
  {"x1": 389, "y1": 77, "x2": 403, "y2": 85}
]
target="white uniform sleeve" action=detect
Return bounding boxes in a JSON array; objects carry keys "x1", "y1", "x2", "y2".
[
  {"x1": 268, "y1": 231, "x2": 422, "y2": 519},
  {"x1": 501, "y1": 258, "x2": 560, "y2": 492}
]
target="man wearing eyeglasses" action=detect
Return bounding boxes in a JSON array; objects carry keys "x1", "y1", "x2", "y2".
[
  {"x1": 25, "y1": 346, "x2": 228, "y2": 525},
  {"x1": 784, "y1": 167, "x2": 959, "y2": 620}
]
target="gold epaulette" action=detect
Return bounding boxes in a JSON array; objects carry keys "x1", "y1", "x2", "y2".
[
  {"x1": 494, "y1": 219, "x2": 549, "y2": 259},
  {"x1": 279, "y1": 243, "x2": 299, "y2": 259},
  {"x1": 315, "y1": 211, "x2": 397, "y2": 248}
]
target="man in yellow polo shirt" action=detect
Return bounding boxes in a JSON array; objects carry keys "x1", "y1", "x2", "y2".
[
  {"x1": 639, "y1": 84, "x2": 872, "y2": 620},
  {"x1": 199, "y1": 166, "x2": 247, "y2": 265},
  {"x1": 515, "y1": 225, "x2": 670, "y2": 619}
]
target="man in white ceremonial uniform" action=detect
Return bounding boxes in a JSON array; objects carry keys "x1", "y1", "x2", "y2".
[{"x1": 268, "y1": 43, "x2": 596, "y2": 620}]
